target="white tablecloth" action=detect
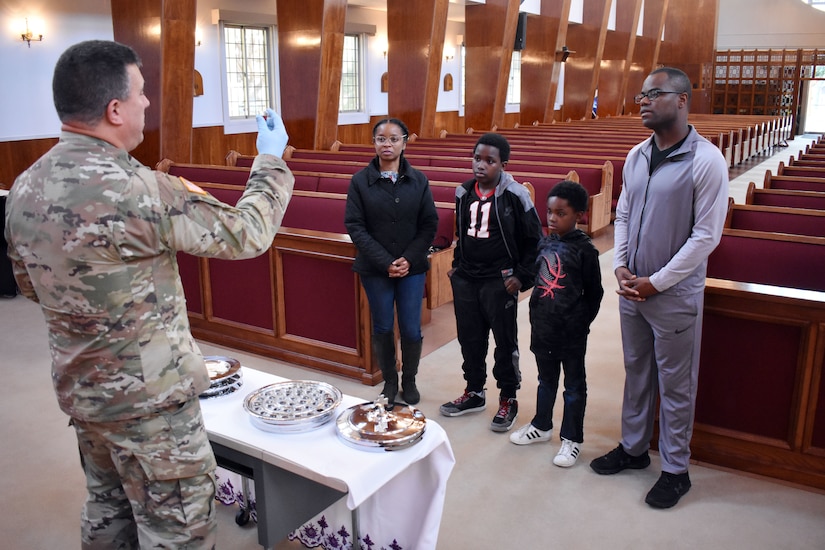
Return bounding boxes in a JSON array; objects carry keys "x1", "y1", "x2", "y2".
[{"x1": 201, "y1": 367, "x2": 455, "y2": 550}]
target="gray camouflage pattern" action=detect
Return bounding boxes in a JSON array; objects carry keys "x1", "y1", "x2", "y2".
[
  {"x1": 4, "y1": 131, "x2": 294, "y2": 422},
  {"x1": 74, "y1": 398, "x2": 218, "y2": 549}
]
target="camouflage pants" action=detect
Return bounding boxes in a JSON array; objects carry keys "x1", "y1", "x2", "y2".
[{"x1": 72, "y1": 398, "x2": 217, "y2": 549}]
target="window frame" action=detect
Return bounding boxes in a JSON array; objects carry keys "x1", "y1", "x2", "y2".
[
  {"x1": 338, "y1": 32, "x2": 370, "y2": 125},
  {"x1": 218, "y1": 19, "x2": 281, "y2": 135}
]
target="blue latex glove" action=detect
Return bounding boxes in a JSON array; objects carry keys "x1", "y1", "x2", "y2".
[{"x1": 256, "y1": 108, "x2": 289, "y2": 157}]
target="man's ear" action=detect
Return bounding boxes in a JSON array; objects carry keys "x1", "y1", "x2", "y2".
[
  {"x1": 575, "y1": 210, "x2": 585, "y2": 224},
  {"x1": 105, "y1": 98, "x2": 123, "y2": 126}
]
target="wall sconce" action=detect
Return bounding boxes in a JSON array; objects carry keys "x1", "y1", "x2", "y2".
[
  {"x1": 195, "y1": 28, "x2": 203, "y2": 47},
  {"x1": 444, "y1": 47, "x2": 454, "y2": 62},
  {"x1": 383, "y1": 50, "x2": 387, "y2": 59},
  {"x1": 21, "y1": 18, "x2": 43, "y2": 48},
  {"x1": 557, "y1": 45, "x2": 574, "y2": 63}
]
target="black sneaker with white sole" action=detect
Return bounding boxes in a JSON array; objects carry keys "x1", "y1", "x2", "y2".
[{"x1": 440, "y1": 390, "x2": 486, "y2": 417}]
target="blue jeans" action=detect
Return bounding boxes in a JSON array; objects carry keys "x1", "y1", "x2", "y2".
[{"x1": 360, "y1": 273, "x2": 426, "y2": 340}]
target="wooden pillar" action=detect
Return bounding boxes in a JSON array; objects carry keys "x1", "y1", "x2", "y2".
[
  {"x1": 562, "y1": 0, "x2": 611, "y2": 121},
  {"x1": 520, "y1": 0, "x2": 571, "y2": 125},
  {"x1": 625, "y1": 0, "x2": 669, "y2": 114},
  {"x1": 111, "y1": 0, "x2": 196, "y2": 165},
  {"x1": 464, "y1": 0, "x2": 521, "y2": 132},
  {"x1": 276, "y1": 0, "x2": 346, "y2": 150},
  {"x1": 386, "y1": 0, "x2": 449, "y2": 139},
  {"x1": 658, "y1": 0, "x2": 719, "y2": 113},
  {"x1": 596, "y1": 0, "x2": 642, "y2": 116}
]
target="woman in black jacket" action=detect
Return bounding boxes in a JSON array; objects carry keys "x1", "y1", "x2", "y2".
[{"x1": 344, "y1": 118, "x2": 438, "y2": 405}]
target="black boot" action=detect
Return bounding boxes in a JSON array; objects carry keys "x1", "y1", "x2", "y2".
[
  {"x1": 373, "y1": 332, "x2": 398, "y2": 404},
  {"x1": 400, "y1": 338, "x2": 423, "y2": 405}
]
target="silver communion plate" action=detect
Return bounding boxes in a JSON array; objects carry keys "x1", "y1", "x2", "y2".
[
  {"x1": 199, "y1": 356, "x2": 244, "y2": 399},
  {"x1": 243, "y1": 380, "x2": 343, "y2": 433},
  {"x1": 336, "y1": 402, "x2": 426, "y2": 452},
  {"x1": 199, "y1": 377, "x2": 244, "y2": 399},
  {"x1": 204, "y1": 355, "x2": 242, "y2": 381}
]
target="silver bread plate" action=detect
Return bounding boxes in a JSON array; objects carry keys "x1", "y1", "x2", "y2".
[
  {"x1": 243, "y1": 380, "x2": 343, "y2": 433},
  {"x1": 200, "y1": 356, "x2": 244, "y2": 399}
]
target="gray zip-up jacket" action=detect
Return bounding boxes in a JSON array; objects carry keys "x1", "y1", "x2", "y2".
[{"x1": 613, "y1": 126, "x2": 729, "y2": 296}]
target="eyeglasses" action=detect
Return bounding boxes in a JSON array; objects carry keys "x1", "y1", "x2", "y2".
[
  {"x1": 634, "y1": 89, "x2": 684, "y2": 104},
  {"x1": 374, "y1": 135, "x2": 406, "y2": 145}
]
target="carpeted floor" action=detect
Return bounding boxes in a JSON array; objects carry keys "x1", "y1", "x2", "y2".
[{"x1": 2, "y1": 135, "x2": 824, "y2": 549}]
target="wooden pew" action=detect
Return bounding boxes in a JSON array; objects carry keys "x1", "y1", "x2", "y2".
[
  {"x1": 745, "y1": 181, "x2": 825, "y2": 211},
  {"x1": 777, "y1": 162, "x2": 825, "y2": 179},
  {"x1": 763, "y1": 171, "x2": 825, "y2": 193},
  {"x1": 694, "y1": 228, "x2": 825, "y2": 489},
  {"x1": 158, "y1": 160, "x2": 463, "y2": 307},
  {"x1": 724, "y1": 201, "x2": 825, "y2": 238}
]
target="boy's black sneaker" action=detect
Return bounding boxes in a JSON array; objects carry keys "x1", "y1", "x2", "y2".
[
  {"x1": 589, "y1": 444, "x2": 651, "y2": 474},
  {"x1": 645, "y1": 471, "x2": 691, "y2": 509},
  {"x1": 490, "y1": 397, "x2": 518, "y2": 432},
  {"x1": 440, "y1": 390, "x2": 486, "y2": 417}
]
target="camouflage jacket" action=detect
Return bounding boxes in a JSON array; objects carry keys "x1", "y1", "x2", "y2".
[{"x1": 4, "y1": 132, "x2": 294, "y2": 422}]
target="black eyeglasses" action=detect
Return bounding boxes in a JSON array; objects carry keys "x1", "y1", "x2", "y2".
[{"x1": 634, "y1": 89, "x2": 685, "y2": 104}]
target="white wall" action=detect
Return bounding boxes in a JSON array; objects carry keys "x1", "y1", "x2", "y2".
[
  {"x1": 0, "y1": 1, "x2": 113, "y2": 140},
  {"x1": 717, "y1": 0, "x2": 825, "y2": 49}
]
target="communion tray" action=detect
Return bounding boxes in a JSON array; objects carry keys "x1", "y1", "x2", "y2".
[
  {"x1": 336, "y1": 401, "x2": 426, "y2": 452},
  {"x1": 200, "y1": 356, "x2": 243, "y2": 399},
  {"x1": 243, "y1": 380, "x2": 342, "y2": 433}
]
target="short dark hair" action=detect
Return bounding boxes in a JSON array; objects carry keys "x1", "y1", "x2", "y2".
[
  {"x1": 548, "y1": 180, "x2": 589, "y2": 213},
  {"x1": 372, "y1": 118, "x2": 409, "y2": 141},
  {"x1": 649, "y1": 66, "x2": 693, "y2": 103},
  {"x1": 52, "y1": 40, "x2": 142, "y2": 125},
  {"x1": 474, "y1": 133, "x2": 511, "y2": 163}
]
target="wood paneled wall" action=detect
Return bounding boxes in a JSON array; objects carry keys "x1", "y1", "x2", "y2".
[
  {"x1": 520, "y1": 0, "x2": 571, "y2": 125},
  {"x1": 464, "y1": 0, "x2": 521, "y2": 131},
  {"x1": 111, "y1": 0, "x2": 197, "y2": 166},
  {"x1": 386, "y1": 0, "x2": 449, "y2": 138},
  {"x1": 276, "y1": 0, "x2": 347, "y2": 150},
  {"x1": 0, "y1": 0, "x2": 725, "y2": 184}
]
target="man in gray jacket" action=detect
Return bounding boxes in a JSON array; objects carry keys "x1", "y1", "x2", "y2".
[{"x1": 589, "y1": 67, "x2": 729, "y2": 509}]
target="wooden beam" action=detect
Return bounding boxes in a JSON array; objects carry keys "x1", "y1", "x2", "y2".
[
  {"x1": 276, "y1": 0, "x2": 347, "y2": 150},
  {"x1": 464, "y1": 0, "x2": 521, "y2": 132},
  {"x1": 386, "y1": 0, "x2": 449, "y2": 138},
  {"x1": 595, "y1": 0, "x2": 642, "y2": 116},
  {"x1": 520, "y1": 0, "x2": 571, "y2": 125},
  {"x1": 111, "y1": 0, "x2": 197, "y2": 165},
  {"x1": 562, "y1": 0, "x2": 611, "y2": 121},
  {"x1": 625, "y1": 0, "x2": 669, "y2": 114}
]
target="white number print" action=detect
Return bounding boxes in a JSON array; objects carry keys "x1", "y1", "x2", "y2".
[{"x1": 467, "y1": 201, "x2": 492, "y2": 238}]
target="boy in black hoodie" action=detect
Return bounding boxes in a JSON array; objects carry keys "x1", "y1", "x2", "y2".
[{"x1": 510, "y1": 180, "x2": 604, "y2": 467}]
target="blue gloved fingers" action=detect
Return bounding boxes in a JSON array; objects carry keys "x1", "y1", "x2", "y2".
[
  {"x1": 256, "y1": 108, "x2": 289, "y2": 157},
  {"x1": 265, "y1": 108, "x2": 278, "y2": 130},
  {"x1": 256, "y1": 112, "x2": 269, "y2": 132}
]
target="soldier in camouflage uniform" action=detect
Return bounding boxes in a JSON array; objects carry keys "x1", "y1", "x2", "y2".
[{"x1": 4, "y1": 40, "x2": 294, "y2": 549}]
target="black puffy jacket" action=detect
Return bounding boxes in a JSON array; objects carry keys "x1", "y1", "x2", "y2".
[{"x1": 345, "y1": 155, "x2": 438, "y2": 276}]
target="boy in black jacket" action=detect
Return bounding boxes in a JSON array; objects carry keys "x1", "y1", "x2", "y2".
[
  {"x1": 509, "y1": 180, "x2": 604, "y2": 466},
  {"x1": 440, "y1": 133, "x2": 543, "y2": 432}
]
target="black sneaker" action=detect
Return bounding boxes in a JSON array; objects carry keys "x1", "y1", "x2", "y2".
[
  {"x1": 440, "y1": 390, "x2": 486, "y2": 417},
  {"x1": 645, "y1": 471, "x2": 691, "y2": 509},
  {"x1": 490, "y1": 398, "x2": 518, "y2": 432},
  {"x1": 589, "y1": 444, "x2": 651, "y2": 475}
]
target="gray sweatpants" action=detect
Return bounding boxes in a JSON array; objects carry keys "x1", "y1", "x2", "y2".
[{"x1": 618, "y1": 291, "x2": 704, "y2": 474}]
